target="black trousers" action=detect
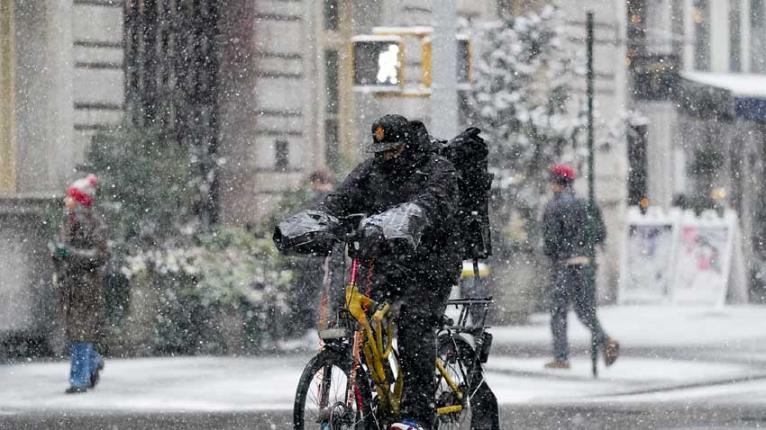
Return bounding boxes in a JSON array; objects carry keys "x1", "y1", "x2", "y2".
[
  {"x1": 368, "y1": 259, "x2": 458, "y2": 428},
  {"x1": 550, "y1": 264, "x2": 608, "y2": 361}
]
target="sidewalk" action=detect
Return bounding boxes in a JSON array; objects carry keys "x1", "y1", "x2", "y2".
[
  {"x1": 485, "y1": 304, "x2": 766, "y2": 406},
  {"x1": 1, "y1": 305, "x2": 764, "y2": 415}
]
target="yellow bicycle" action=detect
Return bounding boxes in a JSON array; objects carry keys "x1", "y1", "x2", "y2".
[{"x1": 292, "y1": 249, "x2": 494, "y2": 430}]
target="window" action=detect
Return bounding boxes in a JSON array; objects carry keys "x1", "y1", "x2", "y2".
[
  {"x1": 496, "y1": 0, "x2": 513, "y2": 18},
  {"x1": 325, "y1": 49, "x2": 340, "y2": 170},
  {"x1": 671, "y1": 0, "x2": 684, "y2": 54},
  {"x1": 325, "y1": 50, "x2": 339, "y2": 114},
  {"x1": 456, "y1": 38, "x2": 470, "y2": 84},
  {"x1": 693, "y1": 0, "x2": 710, "y2": 71},
  {"x1": 324, "y1": 0, "x2": 339, "y2": 31},
  {"x1": 752, "y1": 0, "x2": 766, "y2": 72},
  {"x1": 730, "y1": 0, "x2": 741, "y2": 72},
  {"x1": 752, "y1": 0, "x2": 764, "y2": 30},
  {"x1": 627, "y1": 124, "x2": 648, "y2": 208},
  {"x1": 627, "y1": 0, "x2": 678, "y2": 100},
  {"x1": 275, "y1": 139, "x2": 289, "y2": 169},
  {"x1": 325, "y1": 119, "x2": 339, "y2": 171}
]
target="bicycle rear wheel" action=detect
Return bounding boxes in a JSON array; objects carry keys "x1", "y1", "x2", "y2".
[
  {"x1": 294, "y1": 349, "x2": 372, "y2": 430},
  {"x1": 435, "y1": 335, "x2": 476, "y2": 430}
]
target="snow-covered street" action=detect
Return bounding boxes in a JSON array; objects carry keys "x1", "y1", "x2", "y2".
[{"x1": 2, "y1": 305, "x2": 765, "y2": 428}]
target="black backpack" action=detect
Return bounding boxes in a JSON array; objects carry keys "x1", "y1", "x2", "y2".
[{"x1": 440, "y1": 127, "x2": 493, "y2": 260}]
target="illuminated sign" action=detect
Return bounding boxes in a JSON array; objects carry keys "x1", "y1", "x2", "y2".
[{"x1": 352, "y1": 35, "x2": 404, "y2": 90}]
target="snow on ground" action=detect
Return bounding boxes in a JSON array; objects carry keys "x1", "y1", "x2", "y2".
[
  {"x1": 581, "y1": 376, "x2": 766, "y2": 406},
  {"x1": 490, "y1": 355, "x2": 754, "y2": 386},
  {"x1": 492, "y1": 305, "x2": 766, "y2": 350},
  {"x1": 1, "y1": 305, "x2": 765, "y2": 414},
  {"x1": 1, "y1": 354, "x2": 760, "y2": 413},
  {"x1": 484, "y1": 356, "x2": 763, "y2": 403},
  {"x1": 0, "y1": 355, "x2": 306, "y2": 413}
]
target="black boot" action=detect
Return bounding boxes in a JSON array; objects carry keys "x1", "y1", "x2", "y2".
[
  {"x1": 90, "y1": 361, "x2": 105, "y2": 388},
  {"x1": 65, "y1": 386, "x2": 88, "y2": 394}
]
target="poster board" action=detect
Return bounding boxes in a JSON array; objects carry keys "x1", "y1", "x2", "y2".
[
  {"x1": 671, "y1": 210, "x2": 736, "y2": 307},
  {"x1": 618, "y1": 207, "x2": 680, "y2": 304}
]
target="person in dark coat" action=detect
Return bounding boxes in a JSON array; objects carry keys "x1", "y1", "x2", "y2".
[
  {"x1": 541, "y1": 164, "x2": 619, "y2": 369},
  {"x1": 319, "y1": 115, "x2": 463, "y2": 430},
  {"x1": 51, "y1": 174, "x2": 109, "y2": 393}
]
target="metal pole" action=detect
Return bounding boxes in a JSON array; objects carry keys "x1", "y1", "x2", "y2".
[
  {"x1": 431, "y1": 0, "x2": 458, "y2": 139},
  {"x1": 586, "y1": 11, "x2": 599, "y2": 379},
  {"x1": 587, "y1": 12, "x2": 595, "y2": 205}
]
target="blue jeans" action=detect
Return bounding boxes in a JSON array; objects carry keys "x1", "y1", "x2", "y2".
[
  {"x1": 69, "y1": 342, "x2": 103, "y2": 389},
  {"x1": 550, "y1": 264, "x2": 607, "y2": 361}
]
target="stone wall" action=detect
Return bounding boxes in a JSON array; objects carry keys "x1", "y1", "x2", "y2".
[
  {"x1": 0, "y1": 197, "x2": 58, "y2": 351},
  {"x1": 0, "y1": 0, "x2": 123, "y2": 350},
  {"x1": 71, "y1": 0, "x2": 124, "y2": 164},
  {"x1": 225, "y1": 0, "x2": 313, "y2": 222}
]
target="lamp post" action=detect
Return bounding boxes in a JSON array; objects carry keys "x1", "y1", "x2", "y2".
[
  {"x1": 587, "y1": 11, "x2": 595, "y2": 207},
  {"x1": 586, "y1": 10, "x2": 599, "y2": 379}
]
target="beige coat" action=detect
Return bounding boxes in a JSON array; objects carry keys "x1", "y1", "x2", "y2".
[{"x1": 54, "y1": 209, "x2": 109, "y2": 342}]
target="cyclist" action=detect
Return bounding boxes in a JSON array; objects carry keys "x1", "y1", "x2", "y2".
[{"x1": 318, "y1": 114, "x2": 462, "y2": 430}]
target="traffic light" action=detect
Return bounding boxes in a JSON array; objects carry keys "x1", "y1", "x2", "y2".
[
  {"x1": 351, "y1": 35, "x2": 404, "y2": 90},
  {"x1": 421, "y1": 35, "x2": 472, "y2": 89}
]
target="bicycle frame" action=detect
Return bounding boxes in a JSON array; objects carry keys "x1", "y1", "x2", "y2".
[{"x1": 342, "y1": 258, "x2": 466, "y2": 421}]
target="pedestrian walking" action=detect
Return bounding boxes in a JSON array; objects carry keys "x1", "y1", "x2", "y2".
[
  {"x1": 51, "y1": 174, "x2": 109, "y2": 393},
  {"x1": 541, "y1": 164, "x2": 619, "y2": 369}
]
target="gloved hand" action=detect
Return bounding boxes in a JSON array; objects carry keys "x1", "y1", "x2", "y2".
[
  {"x1": 54, "y1": 243, "x2": 70, "y2": 260},
  {"x1": 356, "y1": 224, "x2": 386, "y2": 261}
]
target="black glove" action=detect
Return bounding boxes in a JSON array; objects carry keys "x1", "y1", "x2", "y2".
[{"x1": 356, "y1": 224, "x2": 386, "y2": 261}]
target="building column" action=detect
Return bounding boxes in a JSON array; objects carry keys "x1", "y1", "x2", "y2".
[
  {"x1": 0, "y1": 0, "x2": 16, "y2": 193},
  {"x1": 216, "y1": 0, "x2": 257, "y2": 225},
  {"x1": 709, "y1": 0, "x2": 730, "y2": 72},
  {"x1": 13, "y1": 0, "x2": 74, "y2": 193},
  {"x1": 338, "y1": 0, "x2": 356, "y2": 166},
  {"x1": 741, "y1": 0, "x2": 752, "y2": 72}
]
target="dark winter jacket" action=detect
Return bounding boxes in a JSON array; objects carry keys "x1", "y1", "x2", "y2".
[
  {"x1": 53, "y1": 209, "x2": 109, "y2": 342},
  {"x1": 320, "y1": 151, "x2": 462, "y2": 280},
  {"x1": 542, "y1": 188, "x2": 606, "y2": 263}
]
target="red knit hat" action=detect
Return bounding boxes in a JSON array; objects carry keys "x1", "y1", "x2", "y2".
[
  {"x1": 550, "y1": 164, "x2": 576, "y2": 183},
  {"x1": 67, "y1": 174, "x2": 98, "y2": 207}
]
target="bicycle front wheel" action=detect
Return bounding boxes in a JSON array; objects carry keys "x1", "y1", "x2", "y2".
[{"x1": 293, "y1": 349, "x2": 372, "y2": 430}]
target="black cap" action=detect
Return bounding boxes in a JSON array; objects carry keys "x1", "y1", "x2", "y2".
[{"x1": 366, "y1": 114, "x2": 411, "y2": 153}]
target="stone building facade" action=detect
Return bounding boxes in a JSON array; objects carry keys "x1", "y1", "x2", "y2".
[
  {"x1": 0, "y1": 0, "x2": 632, "y2": 347},
  {"x1": 0, "y1": 0, "x2": 124, "y2": 347},
  {"x1": 627, "y1": 0, "x2": 766, "y2": 299}
]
